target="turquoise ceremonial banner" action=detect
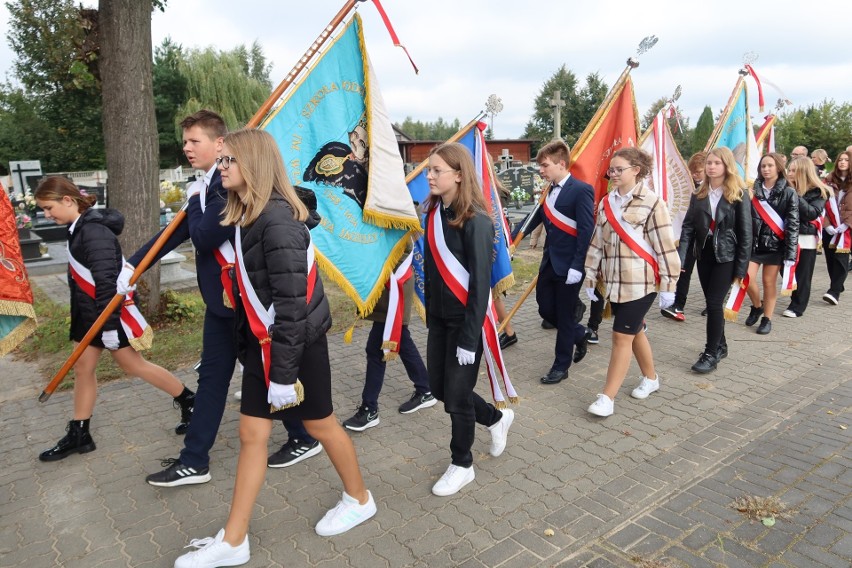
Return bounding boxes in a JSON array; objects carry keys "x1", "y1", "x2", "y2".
[
  {"x1": 261, "y1": 13, "x2": 418, "y2": 315},
  {"x1": 710, "y1": 80, "x2": 759, "y2": 183}
]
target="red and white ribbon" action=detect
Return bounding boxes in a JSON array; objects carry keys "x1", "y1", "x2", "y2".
[
  {"x1": 602, "y1": 197, "x2": 660, "y2": 284},
  {"x1": 723, "y1": 273, "x2": 750, "y2": 321},
  {"x1": 753, "y1": 196, "x2": 797, "y2": 290},
  {"x1": 234, "y1": 225, "x2": 316, "y2": 387},
  {"x1": 825, "y1": 197, "x2": 851, "y2": 253},
  {"x1": 67, "y1": 246, "x2": 152, "y2": 350},
  {"x1": 382, "y1": 250, "x2": 413, "y2": 360},
  {"x1": 427, "y1": 205, "x2": 517, "y2": 407},
  {"x1": 542, "y1": 195, "x2": 578, "y2": 237},
  {"x1": 199, "y1": 178, "x2": 237, "y2": 308}
]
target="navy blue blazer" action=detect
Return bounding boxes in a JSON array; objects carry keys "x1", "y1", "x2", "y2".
[
  {"x1": 128, "y1": 169, "x2": 236, "y2": 318},
  {"x1": 514, "y1": 176, "x2": 595, "y2": 277}
]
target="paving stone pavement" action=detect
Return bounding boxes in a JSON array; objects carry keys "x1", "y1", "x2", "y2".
[{"x1": 1, "y1": 264, "x2": 850, "y2": 567}]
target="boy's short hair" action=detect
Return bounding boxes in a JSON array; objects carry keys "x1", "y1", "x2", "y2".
[
  {"x1": 536, "y1": 140, "x2": 572, "y2": 168},
  {"x1": 687, "y1": 151, "x2": 707, "y2": 174},
  {"x1": 180, "y1": 110, "x2": 227, "y2": 139}
]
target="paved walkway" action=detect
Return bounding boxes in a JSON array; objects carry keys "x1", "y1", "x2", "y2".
[{"x1": 1, "y1": 263, "x2": 850, "y2": 567}]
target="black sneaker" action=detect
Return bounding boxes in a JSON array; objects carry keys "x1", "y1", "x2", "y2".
[
  {"x1": 398, "y1": 392, "x2": 437, "y2": 414},
  {"x1": 499, "y1": 332, "x2": 518, "y2": 349},
  {"x1": 267, "y1": 438, "x2": 323, "y2": 468},
  {"x1": 744, "y1": 305, "x2": 763, "y2": 326},
  {"x1": 342, "y1": 406, "x2": 380, "y2": 431},
  {"x1": 145, "y1": 458, "x2": 211, "y2": 487},
  {"x1": 586, "y1": 329, "x2": 599, "y2": 344}
]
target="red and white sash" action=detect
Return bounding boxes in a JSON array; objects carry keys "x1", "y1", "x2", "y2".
[
  {"x1": 602, "y1": 197, "x2": 660, "y2": 284},
  {"x1": 199, "y1": 179, "x2": 237, "y2": 309},
  {"x1": 723, "y1": 274, "x2": 750, "y2": 322},
  {"x1": 382, "y1": 250, "x2": 413, "y2": 361},
  {"x1": 825, "y1": 196, "x2": 851, "y2": 253},
  {"x1": 752, "y1": 196, "x2": 797, "y2": 294},
  {"x1": 427, "y1": 205, "x2": 517, "y2": 407},
  {"x1": 542, "y1": 196, "x2": 578, "y2": 237},
  {"x1": 234, "y1": 225, "x2": 317, "y2": 387},
  {"x1": 67, "y1": 246, "x2": 152, "y2": 351}
]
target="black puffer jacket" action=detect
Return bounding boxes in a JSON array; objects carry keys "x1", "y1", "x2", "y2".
[
  {"x1": 751, "y1": 178, "x2": 799, "y2": 261},
  {"x1": 233, "y1": 193, "x2": 331, "y2": 386},
  {"x1": 797, "y1": 187, "x2": 828, "y2": 236},
  {"x1": 67, "y1": 207, "x2": 124, "y2": 333},
  {"x1": 423, "y1": 204, "x2": 494, "y2": 352},
  {"x1": 678, "y1": 189, "x2": 753, "y2": 279}
]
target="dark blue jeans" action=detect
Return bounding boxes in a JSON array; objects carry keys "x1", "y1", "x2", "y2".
[
  {"x1": 180, "y1": 310, "x2": 238, "y2": 469},
  {"x1": 536, "y1": 262, "x2": 586, "y2": 372},
  {"x1": 362, "y1": 321, "x2": 430, "y2": 411},
  {"x1": 427, "y1": 317, "x2": 501, "y2": 468}
]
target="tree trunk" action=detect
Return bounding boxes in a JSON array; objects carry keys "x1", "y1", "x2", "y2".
[{"x1": 98, "y1": 0, "x2": 161, "y2": 316}]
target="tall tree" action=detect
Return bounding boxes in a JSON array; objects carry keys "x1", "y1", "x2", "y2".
[
  {"x1": 775, "y1": 100, "x2": 852, "y2": 159},
  {"x1": 153, "y1": 37, "x2": 187, "y2": 167},
  {"x1": 522, "y1": 66, "x2": 608, "y2": 153},
  {"x1": 395, "y1": 117, "x2": 463, "y2": 140},
  {"x1": 99, "y1": 0, "x2": 161, "y2": 314},
  {"x1": 640, "y1": 96, "x2": 692, "y2": 157},
  {"x1": 692, "y1": 105, "x2": 714, "y2": 154}
]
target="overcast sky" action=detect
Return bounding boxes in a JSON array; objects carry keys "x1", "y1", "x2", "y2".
[{"x1": 1, "y1": 0, "x2": 850, "y2": 140}]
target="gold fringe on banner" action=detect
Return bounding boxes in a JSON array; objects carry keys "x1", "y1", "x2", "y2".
[
  {"x1": 723, "y1": 308, "x2": 739, "y2": 322},
  {"x1": 128, "y1": 325, "x2": 154, "y2": 352},
  {"x1": 0, "y1": 315, "x2": 37, "y2": 357}
]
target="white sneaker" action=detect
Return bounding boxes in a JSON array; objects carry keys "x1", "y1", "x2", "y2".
[
  {"x1": 782, "y1": 309, "x2": 798, "y2": 318},
  {"x1": 630, "y1": 375, "x2": 660, "y2": 399},
  {"x1": 315, "y1": 491, "x2": 377, "y2": 536},
  {"x1": 823, "y1": 293, "x2": 839, "y2": 305},
  {"x1": 174, "y1": 529, "x2": 249, "y2": 568},
  {"x1": 234, "y1": 391, "x2": 242, "y2": 401},
  {"x1": 432, "y1": 464, "x2": 475, "y2": 496},
  {"x1": 587, "y1": 394, "x2": 614, "y2": 417},
  {"x1": 488, "y1": 408, "x2": 514, "y2": 457}
]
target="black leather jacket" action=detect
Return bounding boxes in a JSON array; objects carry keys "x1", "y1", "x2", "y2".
[
  {"x1": 678, "y1": 189, "x2": 753, "y2": 279},
  {"x1": 424, "y1": 204, "x2": 494, "y2": 352},
  {"x1": 751, "y1": 179, "x2": 799, "y2": 261},
  {"x1": 797, "y1": 188, "x2": 828, "y2": 236}
]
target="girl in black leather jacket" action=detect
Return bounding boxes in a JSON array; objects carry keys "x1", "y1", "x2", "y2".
[
  {"x1": 784, "y1": 157, "x2": 831, "y2": 317},
  {"x1": 744, "y1": 153, "x2": 799, "y2": 335},
  {"x1": 678, "y1": 147, "x2": 753, "y2": 373}
]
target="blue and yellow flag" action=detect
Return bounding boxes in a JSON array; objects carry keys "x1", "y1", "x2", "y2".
[
  {"x1": 262, "y1": 14, "x2": 420, "y2": 315},
  {"x1": 708, "y1": 78, "x2": 759, "y2": 184},
  {"x1": 406, "y1": 121, "x2": 515, "y2": 314}
]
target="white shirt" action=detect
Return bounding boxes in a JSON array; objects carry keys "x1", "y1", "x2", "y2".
[
  {"x1": 68, "y1": 215, "x2": 82, "y2": 235},
  {"x1": 197, "y1": 164, "x2": 218, "y2": 211},
  {"x1": 548, "y1": 174, "x2": 571, "y2": 204},
  {"x1": 708, "y1": 187, "x2": 724, "y2": 222},
  {"x1": 608, "y1": 184, "x2": 639, "y2": 224}
]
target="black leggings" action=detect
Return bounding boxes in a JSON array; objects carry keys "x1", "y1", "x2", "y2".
[{"x1": 696, "y1": 242, "x2": 734, "y2": 354}]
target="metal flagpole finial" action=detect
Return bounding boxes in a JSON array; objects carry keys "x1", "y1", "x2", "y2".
[
  {"x1": 671, "y1": 85, "x2": 682, "y2": 103},
  {"x1": 484, "y1": 94, "x2": 503, "y2": 134},
  {"x1": 739, "y1": 51, "x2": 758, "y2": 75},
  {"x1": 628, "y1": 35, "x2": 658, "y2": 68}
]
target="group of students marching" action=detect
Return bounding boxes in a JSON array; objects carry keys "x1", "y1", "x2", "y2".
[{"x1": 32, "y1": 104, "x2": 852, "y2": 566}]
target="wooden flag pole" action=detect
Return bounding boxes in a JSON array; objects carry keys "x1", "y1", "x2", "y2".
[
  {"x1": 703, "y1": 73, "x2": 745, "y2": 152},
  {"x1": 39, "y1": 202, "x2": 190, "y2": 402},
  {"x1": 246, "y1": 0, "x2": 360, "y2": 128}
]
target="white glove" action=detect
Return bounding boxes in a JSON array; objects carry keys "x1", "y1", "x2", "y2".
[
  {"x1": 836, "y1": 224, "x2": 848, "y2": 233},
  {"x1": 826, "y1": 226, "x2": 838, "y2": 236},
  {"x1": 116, "y1": 263, "x2": 136, "y2": 295},
  {"x1": 186, "y1": 179, "x2": 204, "y2": 198},
  {"x1": 101, "y1": 330, "x2": 120, "y2": 350},
  {"x1": 456, "y1": 347, "x2": 476, "y2": 366},
  {"x1": 784, "y1": 259, "x2": 796, "y2": 268},
  {"x1": 658, "y1": 291, "x2": 675, "y2": 309},
  {"x1": 585, "y1": 287, "x2": 597, "y2": 302},
  {"x1": 268, "y1": 382, "x2": 299, "y2": 409},
  {"x1": 565, "y1": 268, "x2": 583, "y2": 285}
]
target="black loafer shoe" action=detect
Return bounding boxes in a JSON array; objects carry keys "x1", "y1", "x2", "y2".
[
  {"x1": 541, "y1": 319, "x2": 556, "y2": 330},
  {"x1": 691, "y1": 351, "x2": 719, "y2": 373},
  {"x1": 756, "y1": 316, "x2": 772, "y2": 335},
  {"x1": 745, "y1": 305, "x2": 763, "y2": 327},
  {"x1": 573, "y1": 329, "x2": 590, "y2": 363},
  {"x1": 499, "y1": 332, "x2": 518, "y2": 349},
  {"x1": 540, "y1": 369, "x2": 569, "y2": 384}
]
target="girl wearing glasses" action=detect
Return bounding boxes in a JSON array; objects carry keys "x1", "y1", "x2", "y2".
[
  {"x1": 173, "y1": 130, "x2": 375, "y2": 568},
  {"x1": 743, "y1": 153, "x2": 799, "y2": 334},
  {"x1": 583, "y1": 148, "x2": 681, "y2": 417},
  {"x1": 422, "y1": 142, "x2": 514, "y2": 497},
  {"x1": 783, "y1": 157, "x2": 831, "y2": 317},
  {"x1": 677, "y1": 147, "x2": 752, "y2": 373}
]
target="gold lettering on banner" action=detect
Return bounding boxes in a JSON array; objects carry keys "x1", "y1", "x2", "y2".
[
  {"x1": 301, "y1": 83, "x2": 340, "y2": 119},
  {"x1": 343, "y1": 210, "x2": 359, "y2": 228},
  {"x1": 291, "y1": 134, "x2": 302, "y2": 152},
  {"x1": 338, "y1": 228, "x2": 378, "y2": 244},
  {"x1": 289, "y1": 159, "x2": 301, "y2": 181},
  {"x1": 319, "y1": 216, "x2": 334, "y2": 233},
  {"x1": 323, "y1": 188, "x2": 341, "y2": 206}
]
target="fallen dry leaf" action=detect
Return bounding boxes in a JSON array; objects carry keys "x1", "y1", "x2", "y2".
[{"x1": 543, "y1": 529, "x2": 555, "y2": 537}]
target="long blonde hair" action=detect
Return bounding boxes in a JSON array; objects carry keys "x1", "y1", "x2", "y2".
[
  {"x1": 423, "y1": 143, "x2": 487, "y2": 229},
  {"x1": 220, "y1": 129, "x2": 308, "y2": 226},
  {"x1": 787, "y1": 156, "x2": 831, "y2": 199},
  {"x1": 696, "y1": 147, "x2": 746, "y2": 202}
]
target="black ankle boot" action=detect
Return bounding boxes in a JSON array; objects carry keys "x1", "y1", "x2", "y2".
[
  {"x1": 691, "y1": 351, "x2": 719, "y2": 373},
  {"x1": 39, "y1": 419, "x2": 96, "y2": 462},
  {"x1": 717, "y1": 342, "x2": 728, "y2": 359},
  {"x1": 174, "y1": 387, "x2": 195, "y2": 435},
  {"x1": 756, "y1": 316, "x2": 772, "y2": 335},
  {"x1": 744, "y1": 305, "x2": 763, "y2": 327}
]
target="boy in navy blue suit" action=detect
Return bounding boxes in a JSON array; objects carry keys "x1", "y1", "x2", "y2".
[{"x1": 512, "y1": 140, "x2": 595, "y2": 384}]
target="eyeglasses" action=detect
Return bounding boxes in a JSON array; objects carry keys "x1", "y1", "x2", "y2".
[
  {"x1": 216, "y1": 156, "x2": 237, "y2": 169},
  {"x1": 606, "y1": 165, "x2": 636, "y2": 176},
  {"x1": 425, "y1": 167, "x2": 457, "y2": 178}
]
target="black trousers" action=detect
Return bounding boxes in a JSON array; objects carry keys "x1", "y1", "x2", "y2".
[
  {"x1": 823, "y1": 233, "x2": 849, "y2": 298},
  {"x1": 427, "y1": 317, "x2": 501, "y2": 468},
  {"x1": 536, "y1": 261, "x2": 586, "y2": 372},
  {"x1": 696, "y1": 243, "x2": 733, "y2": 355},
  {"x1": 788, "y1": 248, "x2": 817, "y2": 315},
  {"x1": 675, "y1": 244, "x2": 697, "y2": 309}
]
